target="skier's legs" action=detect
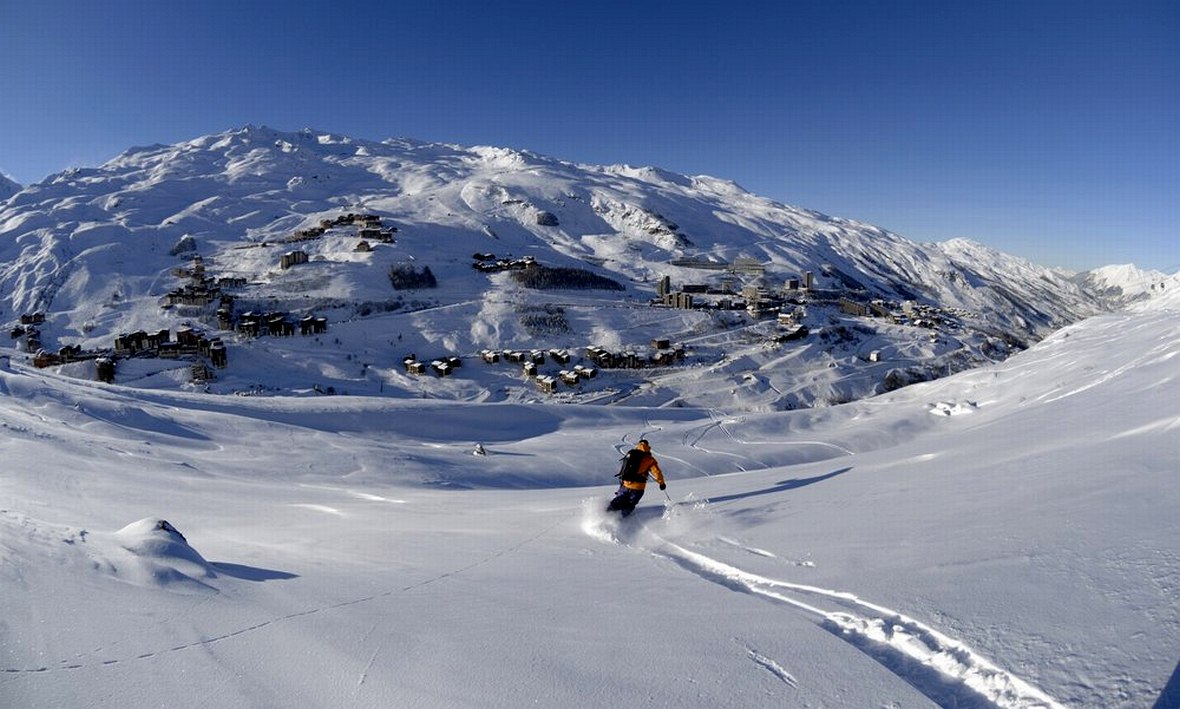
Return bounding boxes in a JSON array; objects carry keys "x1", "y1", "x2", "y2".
[{"x1": 607, "y1": 487, "x2": 644, "y2": 515}]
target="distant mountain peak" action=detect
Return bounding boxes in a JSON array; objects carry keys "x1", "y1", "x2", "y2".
[{"x1": 0, "y1": 171, "x2": 20, "y2": 201}]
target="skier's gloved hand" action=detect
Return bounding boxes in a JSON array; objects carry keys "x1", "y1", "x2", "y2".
[{"x1": 659, "y1": 483, "x2": 666, "y2": 490}]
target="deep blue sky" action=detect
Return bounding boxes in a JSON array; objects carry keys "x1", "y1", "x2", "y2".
[{"x1": 2, "y1": 1, "x2": 1176, "y2": 271}]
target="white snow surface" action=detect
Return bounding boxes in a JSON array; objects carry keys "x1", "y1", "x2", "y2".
[{"x1": 2, "y1": 277, "x2": 1178, "y2": 708}]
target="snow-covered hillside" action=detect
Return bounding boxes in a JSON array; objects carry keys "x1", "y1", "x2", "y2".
[
  {"x1": 1, "y1": 261, "x2": 1177, "y2": 708},
  {"x1": 0, "y1": 126, "x2": 1128, "y2": 409}
]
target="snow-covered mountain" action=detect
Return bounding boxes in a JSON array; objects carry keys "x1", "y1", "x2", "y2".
[
  {"x1": 0, "y1": 126, "x2": 1155, "y2": 409},
  {"x1": 1072, "y1": 263, "x2": 1178, "y2": 305}
]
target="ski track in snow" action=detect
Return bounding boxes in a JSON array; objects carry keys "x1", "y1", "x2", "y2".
[
  {"x1": 584, "y1": 508, "x2": 1064, "y2": 709},
  {"x1": 738, "y1": 640, "x2": 799, "y2": 688}
]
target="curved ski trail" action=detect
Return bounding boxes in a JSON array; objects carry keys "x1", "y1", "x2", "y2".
[{"x1": 584, "y1": 505, "x2": 1063, "y2": 709}]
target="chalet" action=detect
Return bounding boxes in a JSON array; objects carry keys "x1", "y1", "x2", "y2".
[
  {"x1": 164, "y1": 285, "x2": 219, "y2": 307},
  {"x1": 299, "y1": 316, "x2": 328, "y2": 336},
  {"x1": 620, "y1": 351, "x2": 642, "y2": 369},
  {"x1": 407, "y1": 361, "x2": 427, "y2": 375},
  {"x1": 651, "y1": 338, "x2": 671, "y2": 350},
  {"x1": 731, "y1": 256, "x2": 765, "y2": 275},
  {"x1": 559, "y1": 370, "x2": 581, "y2": 386},
  {"x1": 536, "y1": 376, "x2": 558, "y2": 394},
  {"x1": 651, "y1": 350, "x2": 676, "y2": 366},
  {"x1": 115, "y1": 330, "x2": 150, "y2": 355},
  {"x1": 355, "y1": 240, "x2": 372, "y2": 253},
  {"x1": 237, "y1": 319, "x2": 262, "y2": 337},
  {"x1": 523, "y1": 361, "x2": 539, "y2": 377},
  {"x1": 430, "y1": 360, "x2": 452, "y2": 377},
  {"x1": 586, "y1": 346, "x2": 616, "y2": 368},
  {"x1": 57, "y1": 344, "x2": 83, "y2": 362},
  {"x1": 176, "y1": 326, "x2": 202, "y2": 350},
  {"x1": 869, "y1": 301, "x2": 893, "y2": 319},
  {"x1": 840, "y1": 298, "x2": 871, "y2": 318},
  {"x1": 33, "y1": 350, "x2": 59, "y2": 368},
  {"x1": 191, "y1": 361, "x2": 214, "y2": 383},
  {"x1": 198, "y1": 337, "x2": 220, "y2": 358},
  {"x1": 95, "y1": 357, "x2": 115, "y2": 383},
  {"x1": 662, "y1": 292, "x2": 694, "y2": 310},
  {"x1": 267, "y1": 316, "x2": 295, "y2": 337},
  {"x1": 480, "y1": 349, "x2": 500, "y2": 364},
  {"x1": 657, "y1": 275, "x2": 671, "y2": 297},
  {"x1": 573, "y1": 364, "x2": 597, "y2": 380},
  {"x1": 280, "y1": 250, "x2": 309, "y2": 270},
  {"x1": 548, "y1": 348, "x2": 571, "y2": 364}
]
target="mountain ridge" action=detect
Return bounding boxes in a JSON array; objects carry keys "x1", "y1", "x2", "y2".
[{"x1": 0, "y1": 125, "x2": 1166, "y2": 408}]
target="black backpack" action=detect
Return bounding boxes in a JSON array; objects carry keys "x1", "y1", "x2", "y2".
[{"x1": 615, "y1": 449, "x2": 650, "y2": 483}]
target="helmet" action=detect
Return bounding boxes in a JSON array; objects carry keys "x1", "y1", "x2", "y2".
[{"x1": 636, "y1": 439, "x2": 651, "y2": 452}]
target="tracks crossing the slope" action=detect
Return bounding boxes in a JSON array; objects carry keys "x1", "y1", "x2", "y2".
[{"x1": 586, "y1": 507, "x2": 1064, "y2": 709}]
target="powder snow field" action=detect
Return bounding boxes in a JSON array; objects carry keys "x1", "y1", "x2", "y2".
[{"x1": 1, "y1": 278, "x2": 1177, "y2": 707}]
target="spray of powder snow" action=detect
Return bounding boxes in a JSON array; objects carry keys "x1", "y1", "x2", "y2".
[{"x1": 580, "y1": 493, "x2": 710, "y2": 548}]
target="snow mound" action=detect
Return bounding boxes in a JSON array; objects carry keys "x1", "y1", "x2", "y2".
[{"x1": 109, "y1": 518, "x2": 215, "y2": 591}]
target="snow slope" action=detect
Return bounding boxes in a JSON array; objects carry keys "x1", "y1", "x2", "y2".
[{"x1": 1, "y1": 274, "x2": 1177, "y2": 707}]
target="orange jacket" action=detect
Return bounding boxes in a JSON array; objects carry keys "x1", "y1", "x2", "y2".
[{"x1": 621, "y1": 452, "x2": 665, "y2": 491}]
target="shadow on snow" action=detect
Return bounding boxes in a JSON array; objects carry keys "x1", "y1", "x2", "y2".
[
  {"x1": 211, "y1": 562, "x2": 299, "y2": 582},
  {"x1": 703, "y1": 467, "x2": 853, "y2": 505}
]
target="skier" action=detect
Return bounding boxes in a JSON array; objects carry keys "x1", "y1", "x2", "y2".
[{"x1": 607, "y1": 439, "x2": 666, "y2": 517}]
